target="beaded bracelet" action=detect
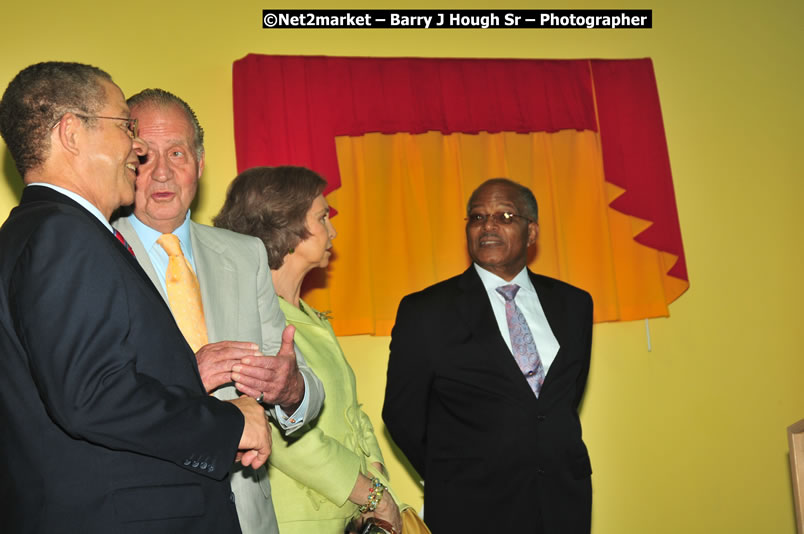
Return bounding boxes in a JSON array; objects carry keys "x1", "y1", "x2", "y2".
[{"x1": 358, "y1": 477, "x2": 386, "y2": 514}]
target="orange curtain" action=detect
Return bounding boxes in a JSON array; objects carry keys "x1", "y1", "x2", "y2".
[
  {"x1": 232, "y1": 55, "x2": 689, "y2": 335},
  {"x1": 301, "y1": 130, "x2": 688, "y2": 336}
]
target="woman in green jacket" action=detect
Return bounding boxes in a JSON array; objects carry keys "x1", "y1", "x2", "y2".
[{"x1": 214, "y1": 165, "x2": 403, "y2": 534}]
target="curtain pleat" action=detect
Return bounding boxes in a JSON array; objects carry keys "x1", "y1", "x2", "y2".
[
  {"x1": 301, "y1": 131, "x2": 684, "y2": 335},
  {"x1": 591, "y1": 59, "x2": 687, "y2": 285}
]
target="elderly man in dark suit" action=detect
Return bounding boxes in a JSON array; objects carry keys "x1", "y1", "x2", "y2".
[
  {"x1": 0, "y1": 61, "x2": 270, "y2": 533},
  {"x1": 383, "y1": 178, "x2": 594, "y2": 534}
]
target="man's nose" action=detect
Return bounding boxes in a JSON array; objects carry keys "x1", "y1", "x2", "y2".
[
  {"x1": 152, "y1": 153, "x2": 173, "y2": 182},
  {"x1": 132, "y1": 136, "x2": 148, "y2": 156},
  {"x1": 482, "y1": 214, "x2": 500, "y2": 229}
]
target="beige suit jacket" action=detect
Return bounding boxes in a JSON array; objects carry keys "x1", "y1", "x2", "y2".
[{"x1": 114, "y1": 215, "x2": 325, "y2": 534}]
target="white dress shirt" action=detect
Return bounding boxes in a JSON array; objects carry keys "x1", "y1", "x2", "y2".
[{"x1": 474, "y1": 264, "x2": 560, "y2": 374}]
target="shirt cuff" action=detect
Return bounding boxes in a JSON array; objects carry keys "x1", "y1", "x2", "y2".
[{"x1": 274, "y1": 373, "x2": 309, "y2": 431}]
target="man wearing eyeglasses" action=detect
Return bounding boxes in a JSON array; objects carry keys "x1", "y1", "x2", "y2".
[
  {"x1": 383, "y1": 178, "x2": 594, "y2": 534},
  {"x1": 0, "y1": 61, "x2": 270, "y2": 533}
]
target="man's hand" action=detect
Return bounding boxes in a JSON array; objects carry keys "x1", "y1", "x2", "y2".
[
  {"x1": 231, "y1": 325, "x2": 305, "y2": 413},
  {"x1": 229, "y1": 396, "x2": 272, "y2": 469},
  {"x1": 195, "y1": 341, "x2": 262, "y2": 393}
]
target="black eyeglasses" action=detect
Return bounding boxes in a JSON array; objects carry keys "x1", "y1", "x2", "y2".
[
  {"x1": 465, "y1": 212, "x2": 534, "y2": 226},
  {"x1": 51, "y1": 114, "x2": 138, "y2": 139}
]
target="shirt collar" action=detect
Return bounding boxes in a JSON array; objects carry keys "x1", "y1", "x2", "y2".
[
  {"x1": 128, "y1": 210, "x2": 194, "y2": 262},
  {"x1": 473, "y1": 263, "x2": 535, "y2": 295}
]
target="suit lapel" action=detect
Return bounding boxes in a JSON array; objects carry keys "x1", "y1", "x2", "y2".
[
  {"x1": 23, "y1": 188, "x2": 158, "y2": 295},
  {"x1": 112, "y1": 216, "x2": 169, "y2": 303},
  {"x1": 455, "y1": 267, "x2": 537, "y2": 403},
  {"x1": 190, "y1": 223, "x2": 236, "y2": 344},
  {"x1": 529, "y1": 271, "x2": 569, "y2": 398}
]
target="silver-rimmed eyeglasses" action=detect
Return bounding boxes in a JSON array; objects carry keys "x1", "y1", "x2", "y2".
[{"x1": 51, "y1": 114, "x2": 138, "y2": 139}]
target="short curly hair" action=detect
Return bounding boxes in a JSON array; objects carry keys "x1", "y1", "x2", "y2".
[
  {"x1": 0, "y1": 62, "x2": 111, "y2": 177},
  {"x1": 467, "y1": 178, "x2": 539, "y2": 223},
  {"x1": 213, "y1": 166, "x2": 328, "y2": 269}
]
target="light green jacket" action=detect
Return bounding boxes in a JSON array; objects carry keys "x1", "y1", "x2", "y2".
[{"x1": 269, "y1": 299, "x2": 391, "y2": 534}]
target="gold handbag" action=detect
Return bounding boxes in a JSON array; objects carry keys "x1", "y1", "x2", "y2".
[{"x1": 401, "y1": 507, "x2": 431, "y2": 534}]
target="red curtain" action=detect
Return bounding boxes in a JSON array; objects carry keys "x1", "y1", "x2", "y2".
[
  {"x1": 233, "y1": 56, "x2": 598, "y2": 187},
  {"x1": 232, "y1": 54, "x2": 688, "y2": 325}
]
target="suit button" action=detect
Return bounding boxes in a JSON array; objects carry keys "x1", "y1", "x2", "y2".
[
  {"x1": 183, "y1": 459, "x2": 191, "y2": 466},
  {"x1": 209, "y1": 465, "x2": 215, "y2": 473},
  {"x1": 200, "y1": 462, "x2": 207, "y2": 469},
  {"x1": 537, "y1": 468, "x2": 545, "y2": 475},
  {"x1": 192, "y1": 461, "x2": 199, "y2": 467},
  {"x1": 536, "y1": 415, "x2": 546, "y2": 421},
  {"x1": 230, "y1": 492, "x2": 236, "y2": 502}
]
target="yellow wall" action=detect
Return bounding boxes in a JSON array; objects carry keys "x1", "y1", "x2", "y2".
[{"x1": 2, "y1": 1, "x2": 803, "y2": 532}]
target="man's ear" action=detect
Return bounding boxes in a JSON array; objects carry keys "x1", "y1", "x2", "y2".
[
  {"x1": 527, "y1": 221, "x2": 539, "y2": 247},
  {"x1": 55, "y1": 113, "x2": 82, "y2": 156},
  {"x1": 197, "y1": 150, "x2": 205, "y2": 179}
]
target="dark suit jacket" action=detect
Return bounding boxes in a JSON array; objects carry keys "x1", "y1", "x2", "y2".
[
  {"x1": 0, "y1": 187, "x2": 245, "y2": 533},
  {"x1": 383, "y1": 266, "x2": 593, "y2": 534}
]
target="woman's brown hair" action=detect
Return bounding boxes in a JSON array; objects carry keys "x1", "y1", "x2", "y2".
[{"x1": 213, "y1": 166, "x2": 327, "y2": 269}]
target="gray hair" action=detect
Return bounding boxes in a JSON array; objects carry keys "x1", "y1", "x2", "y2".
[
  {"x1": 0, "y1": 61, "x2": 111, "y2": 177},
  {"x1": 127, "y1": 88, "x2": 204, "y2": 159},
  {"x1": 467, "y1": 178, "x2": 539, "y2": 222}
]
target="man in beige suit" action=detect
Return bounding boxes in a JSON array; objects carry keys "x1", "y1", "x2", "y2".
[{"x1": 113, "y1": 88, "x2": 324, "y2": 534}]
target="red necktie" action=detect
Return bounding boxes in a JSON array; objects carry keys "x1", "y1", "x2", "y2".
[{"x1": 114, "y1": 229, "x2": 136, "y2": 257}]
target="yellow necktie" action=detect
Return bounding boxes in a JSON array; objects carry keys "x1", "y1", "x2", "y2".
[{"x1": 157, "y1": 233, "x2": 208, "y2": 352}]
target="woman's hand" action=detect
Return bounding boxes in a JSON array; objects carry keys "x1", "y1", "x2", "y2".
[
  {"x1": 349, "y1": 473, "x2": 402, "y2": 533},
  {"x1": 364, "y1": 492, "x2": 402, "y2": 534}
]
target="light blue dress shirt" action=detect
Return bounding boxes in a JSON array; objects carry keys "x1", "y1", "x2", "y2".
[{"x1": 124, "y1": 212, "x2": 310, "y2": 425}]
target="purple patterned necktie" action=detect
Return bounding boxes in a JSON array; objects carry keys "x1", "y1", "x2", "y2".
[{"x1": 496, "y1": 284, "x2": 545, "y2": 397}]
